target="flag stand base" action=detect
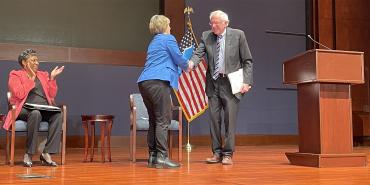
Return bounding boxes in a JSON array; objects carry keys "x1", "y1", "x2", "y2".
[{"x1": 184, "y1": 143, "x2": 193, "y2": 152}]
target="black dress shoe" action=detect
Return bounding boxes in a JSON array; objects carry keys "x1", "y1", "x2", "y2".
[
  {"x1": 155, "y1": 153, "x2": 180, "y2": 169},
  {"x1": 23, "y1": 153, "x2": 32, "y2": 167},
  {"x1": 148, "y1": 151, "x2": 157, "y2": 168},
  {"x1": 40, "y1": 153, "x2": 58, "y2": 167},
  {"x1": 23, "y1": 161, "x2": 32, "y2": 167}
]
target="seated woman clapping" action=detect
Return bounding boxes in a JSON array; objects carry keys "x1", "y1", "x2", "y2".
[{"x1": 3, "y1": 49, "x2": 64, "y2": 167}]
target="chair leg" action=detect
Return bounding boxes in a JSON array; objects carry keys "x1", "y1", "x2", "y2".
[
  {"x1": 129, "y1": 127, "x2": 132, "y2": 161},
  {"x1": 83, "y1": 121, "x2": 89, "y2": 162},
  {"x1": 107, "y1": 121, "x2": 113, "y2": 162},
  {"x1": 10, "y1": 129, "x2": 15, "y2": 166},
  {"x1": 90, "y1": 122, "x2": 95, "y2": 162},
  {"x1": 5, "y1": 131, "x2": 9, "y2": 165},
  {"x1": 132, "y1": 129, "x2": 136, "y2": 163},
  {"x1": 100, "y1": 122, "x2": 105, "y2": 163},
  {"x1": 61, "y1": 105, "x2": 67, "y2": 165},
  {"x1": 61, "y1": 130, "x2": 66, "y2": 165},
  {"x1": 178, "y1": 130, "x2": 182, "y2": 162},
  {"x1": 168, "y1": 131, "x2": 173, "y2": 160}
]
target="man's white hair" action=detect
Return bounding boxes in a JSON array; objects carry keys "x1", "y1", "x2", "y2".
[{"x1": 209, "y1": 10, "x2": 229, "y2": 22}]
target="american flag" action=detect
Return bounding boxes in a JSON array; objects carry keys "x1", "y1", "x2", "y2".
[{"x1": 174, "y1": 29, "x2": 208, "y2": 122}]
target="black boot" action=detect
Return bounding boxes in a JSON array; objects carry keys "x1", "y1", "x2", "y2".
[
  {"x1": 148, "y1": 151, "x2": 157, "y2": 168},
  {"x1": 155, "y1": 153, "x2": 180, "y2": 169}
]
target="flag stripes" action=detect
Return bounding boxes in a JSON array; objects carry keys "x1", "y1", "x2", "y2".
[{"x1": 175, "y1": 29, "x2": 208, "y2": 122}]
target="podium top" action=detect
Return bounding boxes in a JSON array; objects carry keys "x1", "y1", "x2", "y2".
[{"x1": 283, "y1": 49, "x2": 364, "y2": 84}]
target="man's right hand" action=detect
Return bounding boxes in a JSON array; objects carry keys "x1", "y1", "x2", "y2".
[{"x1": 187, "y1": 60, "x2": 195, "y2": 72}]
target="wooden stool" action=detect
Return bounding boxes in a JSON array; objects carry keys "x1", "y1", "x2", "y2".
[{"x1": 81, "y1": 115, "x2": 114, "y2": 162}]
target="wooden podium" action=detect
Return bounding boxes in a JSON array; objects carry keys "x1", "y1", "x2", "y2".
[{"x1": 283, "y1": 49, "x2": 367, "y2": 167}]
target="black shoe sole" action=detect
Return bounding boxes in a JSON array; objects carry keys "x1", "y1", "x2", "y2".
[
  {"x1": 155, "y1": 164, "x2": 180, "y2": 169},
  {"x1": 40, "y1": 155, "x2": 58, "y2": 167},
  {"x1": 147, "y1": 163, "x2": 156, "y2": 168},
  {"x1": 23, "y1": 162, "x2": 32, "y2": 167}
]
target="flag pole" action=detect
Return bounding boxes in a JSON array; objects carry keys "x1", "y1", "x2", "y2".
[
  {"x1": 185, "y1": 123, "x2": 192, "y2": 151},
  {"x1": 184, "y1": 6, "x2": 195, "y2": 152},
  {"x1": 184, "y1": 7, "x2": 199, "y2": 45}
]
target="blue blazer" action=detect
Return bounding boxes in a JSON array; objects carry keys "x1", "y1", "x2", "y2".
[{"x1": 137, "y1": 34, "x2": 189, "y2": 90}]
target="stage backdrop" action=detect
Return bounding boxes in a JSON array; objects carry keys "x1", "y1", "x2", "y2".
[
  {"x1": 0, "y1": 0, "x2": 305, "y2": 136},
  {"x1": 186, "y1": 0, "x2": 306, "y2": 135}
]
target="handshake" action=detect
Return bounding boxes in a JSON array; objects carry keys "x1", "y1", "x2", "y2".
[{"x1": 187, "y1": 60, "x2": 195, "y2": 72}]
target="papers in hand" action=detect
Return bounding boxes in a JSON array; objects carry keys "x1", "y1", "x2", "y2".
[
  {"x1": 23, "y1": 103, "x2": 61, "y2": 112},
  {"x1": 227, "y1": 68, "x2": 243, "y2": 94},
  {"x1": 182, "y1": 45, "x2": 194, "y2": 60}
]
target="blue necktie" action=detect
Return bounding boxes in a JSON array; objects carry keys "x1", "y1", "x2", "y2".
[{"x1": 213, "y1": 35, "x2": 223, "y2": 80}]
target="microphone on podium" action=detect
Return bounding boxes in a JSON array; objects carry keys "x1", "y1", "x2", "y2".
[
  {"x1": 306, "y1": 34, "x2": 332, "y2": 50},
  {"x1": 265, "y1": 29, "x2": 332, "y2": 50}
]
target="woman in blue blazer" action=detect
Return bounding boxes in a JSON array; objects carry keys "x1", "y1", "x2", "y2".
[{"x1": 137, "y1": 15, "x2": 191, "y2": 169}]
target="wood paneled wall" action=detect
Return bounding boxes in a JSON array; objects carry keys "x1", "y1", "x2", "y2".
[
  {"x1": 163, "y1": 0, "x2": 185, "y2": 42},
  {"x1": 0, "y1": 43, "x2": 146, "y2": 66},
  {"x1": 307, "y1": 0, "x2": 336, "y2": 49},
  {"x1": 307, "y1": 0, "x2": 370, "y2": 112}
]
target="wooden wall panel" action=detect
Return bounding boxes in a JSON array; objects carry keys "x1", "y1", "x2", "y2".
[
  {"x1": 335, "y1": 0, "x2": 370, "y2": 112},
  {"x1": 0, "y1": 43, "x2": 146, "y2": 66},
  {"x1": 307, "y1": 0, "x2": 335, "y2": 49},
  {"x1": 163, "y1": 0, "x2": 185, "y2": 42},
  {"x1": 310, "y1": 0, "x2": 370, "y2": 111},
  {"x1": 317, "y1": 0, "x2": 335, "y2": 49},
  {"x1": 308, "y1": 0, "x2": 370, "y2": 140}
]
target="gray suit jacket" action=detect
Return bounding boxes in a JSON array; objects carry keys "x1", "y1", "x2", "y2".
[{"x1": 191, "y1": 27, "x2": 253, "y2": 99}]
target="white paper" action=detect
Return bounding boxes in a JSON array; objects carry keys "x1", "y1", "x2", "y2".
[
  {"x1": 227, "y1": 68, "x2": 243, "y2": 94},
  {"x1": 24, "y1": 103, "x2": 61, "y2": 111}
]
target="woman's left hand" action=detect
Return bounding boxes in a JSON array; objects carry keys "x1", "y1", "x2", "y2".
[{"x1": 50, "y1": 66, "x2": 65, "y2": 80}]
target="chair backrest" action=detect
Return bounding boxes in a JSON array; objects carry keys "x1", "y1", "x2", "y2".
[
  {"x1": 130, "y1": 93, "x2": 180, "y2": 131},
  {"x1": 131, "y1": 93, "x2": 149, "y2": 125},
  {"x1": 0, "y1": 108, "x2": 5, "y2": 127}
]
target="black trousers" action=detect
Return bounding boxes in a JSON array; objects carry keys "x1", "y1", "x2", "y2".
[
  {"x1": 18, "y1": 108, "x2": 62, "y2": 155},
  {"x1": 209, "y1": 76, "x2": 240, "y2": 157},
  {"x1": 138, "y1": 80, "x2": 172, "y2": 156}
]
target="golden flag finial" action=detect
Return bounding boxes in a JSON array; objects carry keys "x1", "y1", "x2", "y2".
[{"x1": 184, "y1": 6, "x2": 194, "y2": 15}]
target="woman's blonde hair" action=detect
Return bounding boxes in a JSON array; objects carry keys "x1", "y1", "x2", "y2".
[{"x1": 149, "y1": 15, "x2": 170, "y2": 34}]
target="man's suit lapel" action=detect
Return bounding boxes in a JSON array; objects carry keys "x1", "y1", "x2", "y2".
[
  {"x1": 211, "y1": 33, "x2": 217, "y2": 63},
  {"x1": 209, "y1": 28, "x2": 232, "y2": 73},
  {"x1": 225, "y1": 27, "x2": 233, "y2": 63},
  {"x1": 210, "y1": 33, "x2": 217, "y2": 72}
]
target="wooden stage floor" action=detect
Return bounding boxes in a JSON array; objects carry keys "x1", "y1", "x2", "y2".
[{"x1": 0, "y1": 145, "x2": 370, "y2": 184}]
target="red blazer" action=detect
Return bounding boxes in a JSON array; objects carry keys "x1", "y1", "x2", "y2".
[{"x1": 3, "y1": 69, "x2": 58, "y2": 130}]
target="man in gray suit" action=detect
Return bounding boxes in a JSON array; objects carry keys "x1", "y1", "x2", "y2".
[{"x1": 190, "y1": 10, "x2": 253, "y2": 165}]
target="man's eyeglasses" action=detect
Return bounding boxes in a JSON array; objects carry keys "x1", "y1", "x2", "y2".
[{"x1": 209, "y1": 21, "x2": 224, "y2": 26}]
